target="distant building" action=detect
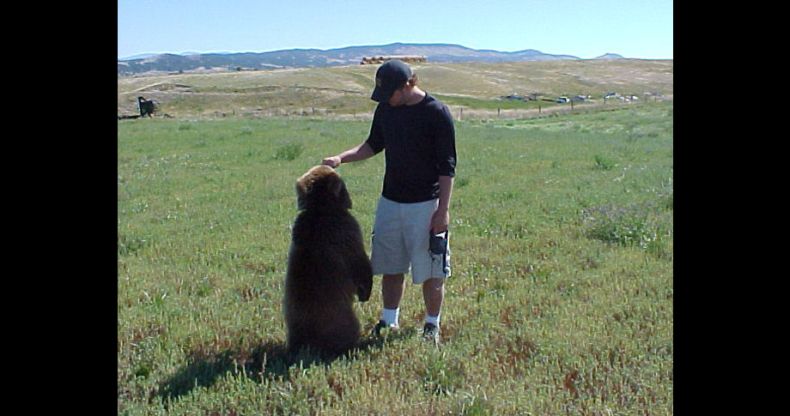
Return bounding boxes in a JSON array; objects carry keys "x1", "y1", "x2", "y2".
[{"x1": 360, "y1": 55, "x2": 427, "y2": 65}]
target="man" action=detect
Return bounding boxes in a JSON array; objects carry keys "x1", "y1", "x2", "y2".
[{"x1": 322, "y1": 59, "x2": 456, "y2": 343}]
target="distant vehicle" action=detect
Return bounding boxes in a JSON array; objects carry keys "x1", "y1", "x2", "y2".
[
  {"x1": 502, "y1": 93, "x2": 525, "y2": 101},
  {"x1": 556, "y1": 96, "x2": 570, "y2": 103}
]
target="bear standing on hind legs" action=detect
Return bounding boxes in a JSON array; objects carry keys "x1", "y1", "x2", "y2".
[{"x1": 284, "y1": 165, "x2": 373, "y2": 357}]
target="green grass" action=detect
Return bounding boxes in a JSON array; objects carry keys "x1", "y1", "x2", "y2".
[{"x1": 118, "y1": 101, "x2": 673, "y2": 415}]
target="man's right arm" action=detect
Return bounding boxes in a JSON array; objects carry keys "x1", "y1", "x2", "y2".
[{"x1": 322, "y1": 142, "x2": 375, "y2": 168}]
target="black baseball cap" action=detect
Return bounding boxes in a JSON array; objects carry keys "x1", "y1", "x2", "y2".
[{"x1": 370, "y1": 59, "x2": 412, "y2": 102}]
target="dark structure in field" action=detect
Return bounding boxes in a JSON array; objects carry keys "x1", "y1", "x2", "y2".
[{"x1": 137, "y1": 96, "x2": 157, "y2": 117}]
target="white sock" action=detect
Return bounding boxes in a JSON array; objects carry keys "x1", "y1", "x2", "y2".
[
  {"x1": 381, "y1": 308, "x2": 399, "y2": 326},
  {"x1": 425, "y1": 314, "x2": 440, "y2": 328}
]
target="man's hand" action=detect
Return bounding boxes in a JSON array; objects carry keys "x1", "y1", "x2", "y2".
[
  {"x1": 431, "y1": 208, "x2": 450, "y2": 234},
  {"x1": 322, "y1": 156, "x2": 341, "y2": 168}
]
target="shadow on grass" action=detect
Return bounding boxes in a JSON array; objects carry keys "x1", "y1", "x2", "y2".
[{"x1": 158, "y1": 328, "x2": 414, "y2": 404}]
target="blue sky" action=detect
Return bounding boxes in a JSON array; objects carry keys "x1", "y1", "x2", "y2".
[{"x1": 118, "y1": 0, "x2": 672, "y2": 60}]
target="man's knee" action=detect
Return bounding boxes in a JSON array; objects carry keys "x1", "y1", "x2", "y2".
[
  {"x1": 423, "y1": 277, "x2": 444, "y2": 290},
  {"x1": 383, "y1": 274, "x2": 404, "y2": 283}
]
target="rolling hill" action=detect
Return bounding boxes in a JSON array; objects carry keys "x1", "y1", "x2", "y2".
[
  {"x1": 118, "y1": 43, "x2": 600, "y2": 76},
  {"x1": 118, "y1": 59, "x2": 672, "y2": 119}
]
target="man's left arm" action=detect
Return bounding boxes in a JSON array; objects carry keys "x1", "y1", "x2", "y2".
[
  {"x1": 431, "y1": 103, "x2": 457, "y2": 234},
  {"x1": 431, "y1": 176, "x2": 454, "y2": 233}
]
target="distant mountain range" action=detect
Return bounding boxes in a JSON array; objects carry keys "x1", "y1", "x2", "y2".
[
  {"x1": 118, "y1": 43, "x2": 626, "y2": 75},
  {"x1": 595, "y1": 53, "x2": 626, "y2": 60}
]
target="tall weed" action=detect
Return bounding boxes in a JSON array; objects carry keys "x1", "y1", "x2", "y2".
[{"x1": 274, "y1": 143, "x2": 304, "y2": 161}]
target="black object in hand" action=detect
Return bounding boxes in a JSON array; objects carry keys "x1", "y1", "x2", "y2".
[{"x1": 429, "y1": 231, "x2": 448, "y2": 255}]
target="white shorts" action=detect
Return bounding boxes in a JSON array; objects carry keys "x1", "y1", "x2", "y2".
[{"x1": 370, "y1": 196, "x2": 451, "y2": 284}]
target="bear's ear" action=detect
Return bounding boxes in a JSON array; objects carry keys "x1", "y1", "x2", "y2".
[{"x1": 329, "y1": 174, "x2": 352, "y2": 210}]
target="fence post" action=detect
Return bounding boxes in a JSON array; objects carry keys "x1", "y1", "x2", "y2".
[{"x1": 497, "y1": 108, "x2": 501, "y2": 118}]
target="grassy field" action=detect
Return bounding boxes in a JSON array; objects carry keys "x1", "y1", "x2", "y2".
[
  {"x1": 118, "y1": 60, "x2": 673, "y2": 119},
  {"x1": 118, "y1": 100, "x2": 673, "y2": 415}
]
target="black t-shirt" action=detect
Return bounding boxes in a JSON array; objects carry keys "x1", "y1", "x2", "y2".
[{"x1": 365, "y1": 94, "x2": 457, "y2": 203}]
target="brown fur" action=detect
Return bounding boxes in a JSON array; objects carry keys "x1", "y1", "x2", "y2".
[{"x1": 284, "y1": 165, "x2": 373, "y2": 356}]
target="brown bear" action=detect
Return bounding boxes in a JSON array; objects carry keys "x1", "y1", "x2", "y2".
[{"x1": 284, "y1": 165, "x2": 373, "y2": 357}]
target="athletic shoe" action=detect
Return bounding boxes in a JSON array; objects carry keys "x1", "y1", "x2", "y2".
[
  {"x1": 372, "y1": 320, "x2": 399, "y2": 337},
  {"x1": 422, "y1": 323, "x2": 440, "y2": 344}
]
